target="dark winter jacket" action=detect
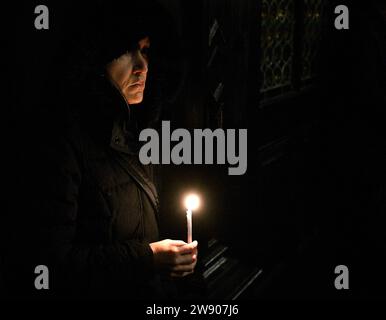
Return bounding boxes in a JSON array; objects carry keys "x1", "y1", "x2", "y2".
[{"x1": 6, "y1": 78, "x2": 163, "y2": 299}]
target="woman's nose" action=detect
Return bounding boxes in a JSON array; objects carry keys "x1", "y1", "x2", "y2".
[{"x1": 133, "y1": 51, "x2": 148, "y2": 74}]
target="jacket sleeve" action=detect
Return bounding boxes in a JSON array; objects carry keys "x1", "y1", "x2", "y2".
[{"x1": 24, "y1": 126, "x2": 155, "y2": 296}]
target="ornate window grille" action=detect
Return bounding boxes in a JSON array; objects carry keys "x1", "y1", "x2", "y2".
[
  {"x1": 260, "y1": 0, "x2": 325, "y2": 102},
  {"x1": 302, "y1": 0, "x2": 325, "y2": 83}
]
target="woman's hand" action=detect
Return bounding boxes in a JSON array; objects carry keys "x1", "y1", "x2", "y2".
[{"x1": 149, "y1": 239, "x2": 198, "y2": 278}]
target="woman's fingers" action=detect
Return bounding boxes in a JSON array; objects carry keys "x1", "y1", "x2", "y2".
[
  {"x1": 166, "y1": 240, "x2": 198, "y2": 275},
  {"x1": 151, "y1": 239, "x2": 199, "y2": 274},
  {"x1": 171, "y1": 261, "x2": 196, "y2": 272},
  {"x1": 168, "y1": 240, "x2": 187, "y2": 247},
  {"x1": 170, "y1": 240, "x2": 198, "y2": 265},
  {"x1": 174, "y1": 253, "x2": 196, "y2": 265},
  {"x1": 177, "y1": 241, "x2": 198, "y2": 255}
]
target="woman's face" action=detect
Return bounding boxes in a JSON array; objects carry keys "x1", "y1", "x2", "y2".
[{"x1": 106, "y1": 37, "x2": 150, "y2": 105}]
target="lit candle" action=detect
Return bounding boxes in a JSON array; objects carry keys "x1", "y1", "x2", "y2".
[
  {"x1": 184, "y1": 194, "x2": 200, "y2": 244},
  {"x1": 186, "y1": 209, "x2": 192, "y2": 244}
]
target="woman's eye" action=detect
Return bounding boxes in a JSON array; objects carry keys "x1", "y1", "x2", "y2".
[{"x1": 141, "y1": 47, "x2": 149, "y2": 58}]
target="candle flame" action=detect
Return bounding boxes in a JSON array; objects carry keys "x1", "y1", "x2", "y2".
[{"x1": 184, "y1": 194, "x2": 200, "y2": 211}]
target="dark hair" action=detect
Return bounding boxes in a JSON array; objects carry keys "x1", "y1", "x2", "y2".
[{"x1": 60, "y1": 0, "x2": 183, "y2": 127}]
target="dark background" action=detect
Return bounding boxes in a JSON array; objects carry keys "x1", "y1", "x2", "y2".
[{"x1": 3, "y1": 0, "x2": 386, "y2": 299}]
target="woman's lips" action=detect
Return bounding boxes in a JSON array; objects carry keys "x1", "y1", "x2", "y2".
[{"x1": 130, "y1": 81, "x2": 145, "y2": 88}]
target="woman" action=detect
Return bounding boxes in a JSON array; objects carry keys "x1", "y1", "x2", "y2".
[{"x1": 7, "y1": 0, "x2": 197, "y2": 299}]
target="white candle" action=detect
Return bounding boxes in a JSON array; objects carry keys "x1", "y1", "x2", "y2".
[
  {"x1": 186, "y1": 209, "x2": 192, "y2": 243},
  {"x1": 184, "y1": 194, "x2": 200, "y2": 244}
]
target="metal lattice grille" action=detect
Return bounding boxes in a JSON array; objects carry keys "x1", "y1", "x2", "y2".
[
  {"x1": 260, "y1": 0, "x2": 295, "y2": 96},
  {"x1": 302, "y1": 0, "x2": 324, "y2": 82}
]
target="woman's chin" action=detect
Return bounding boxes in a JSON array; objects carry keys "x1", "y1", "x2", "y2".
[{"x1": 126, "y1": 90, "x2": 145, "y2": 105}]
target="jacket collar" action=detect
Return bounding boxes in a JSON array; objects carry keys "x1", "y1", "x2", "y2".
[
  {"x1": 98, "y1": 81, "x2": 159, "y2": 212},
  {"x1": 109, "y1": 113, "x2": 141, "y2": 155},
  {"x1": 84, "y1": 78, "x2": 159, "y2": 211}
]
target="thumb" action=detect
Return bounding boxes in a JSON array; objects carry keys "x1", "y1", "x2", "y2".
[
  {"x1": 178, "y1": 241, "x2": 198, "y2": 254},
  {"x1": 168, "y1": 240, "x2": 188, "y2": 246}
]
